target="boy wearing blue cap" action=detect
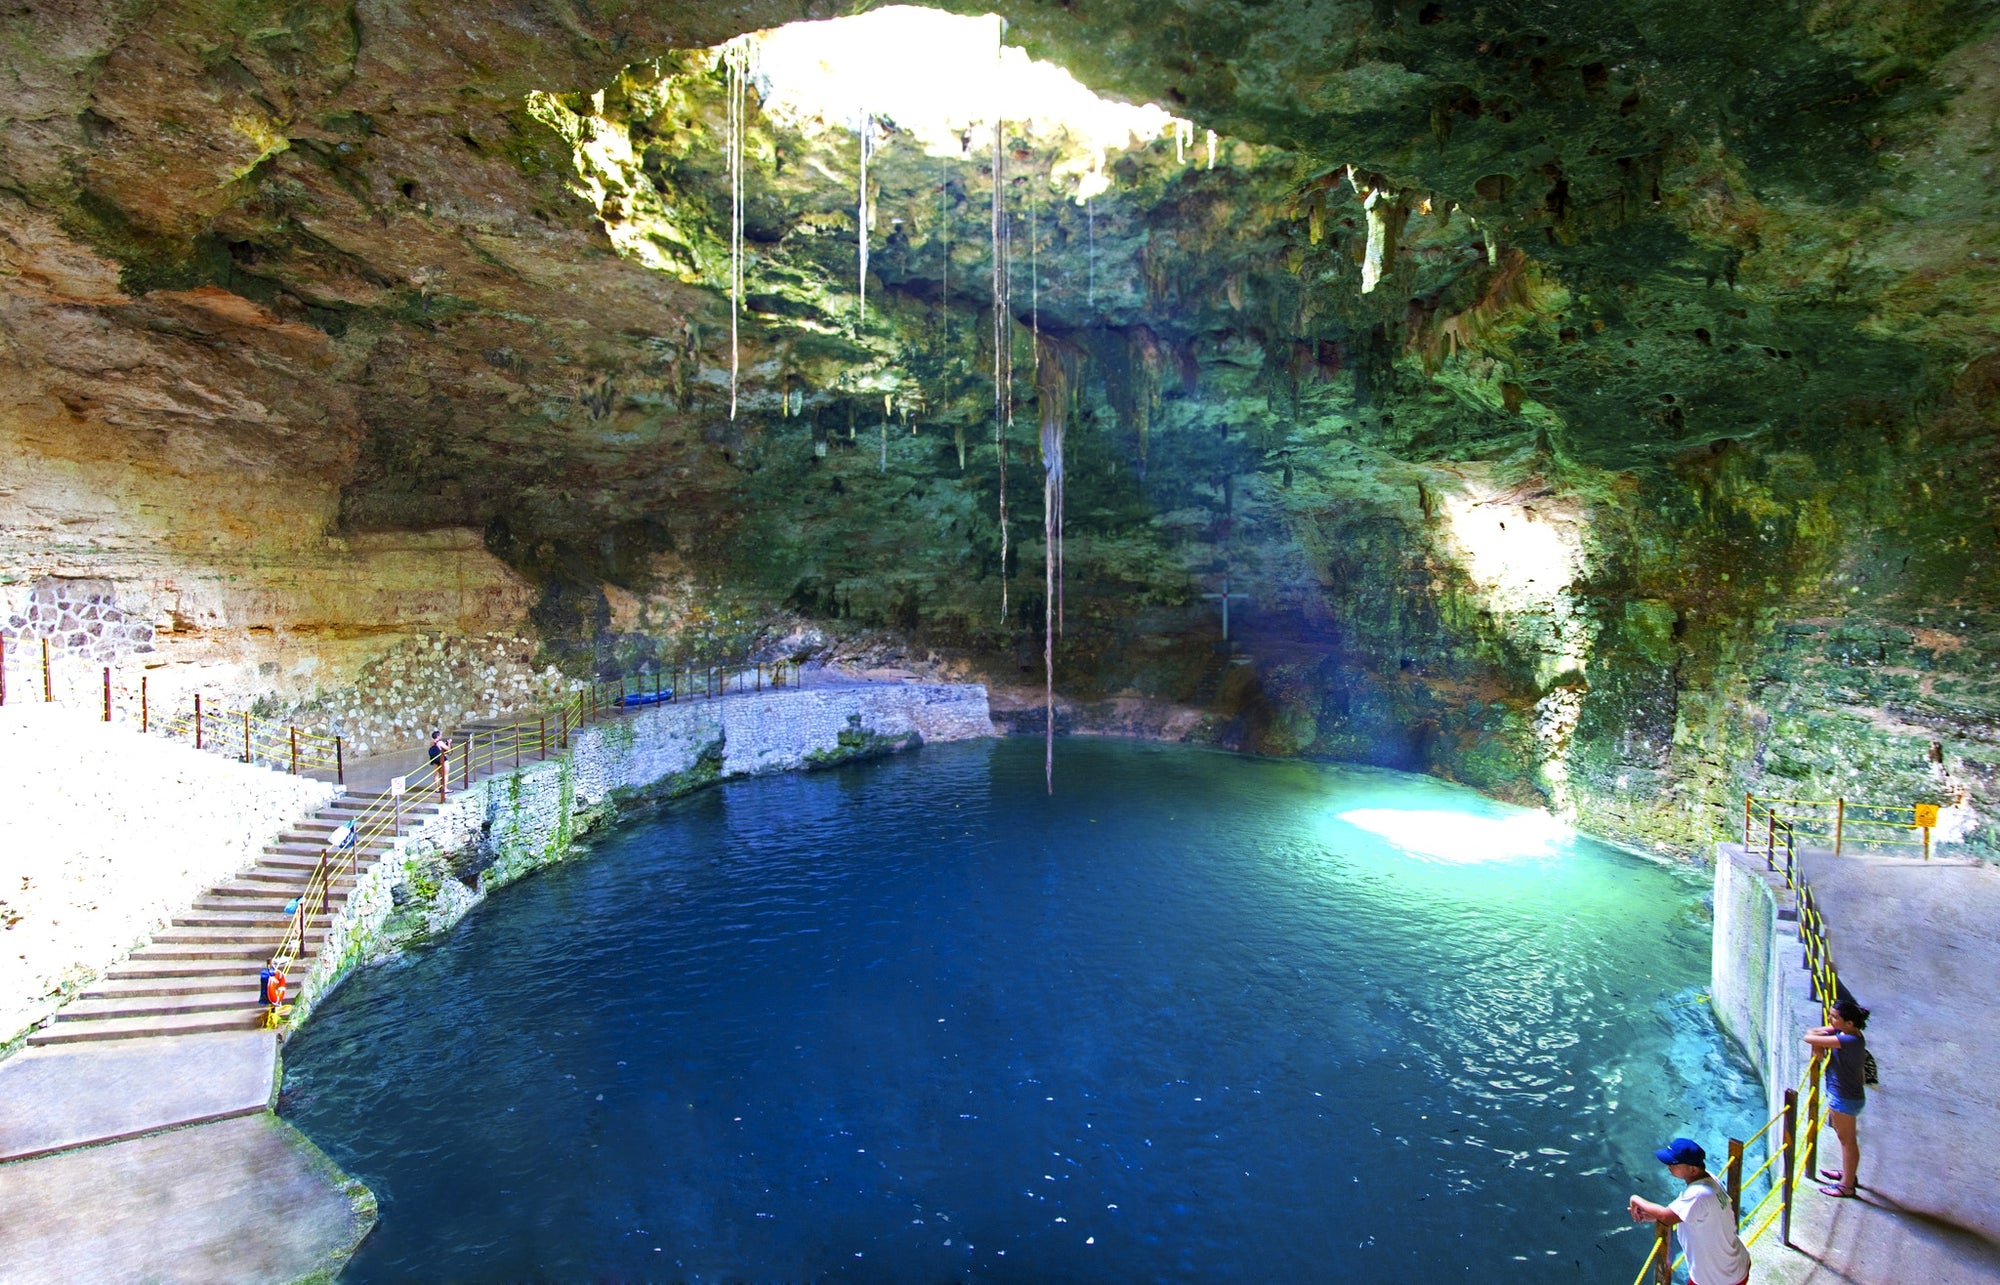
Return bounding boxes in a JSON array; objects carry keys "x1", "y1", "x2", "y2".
[{"x1": 1627, "y1": 1137, "x2": 1752, "y2": 1285}]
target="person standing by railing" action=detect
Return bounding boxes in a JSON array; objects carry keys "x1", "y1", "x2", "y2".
[
  {"x1": 1805, "y1": 998, "x2": 1870, "y2": 1198},
  {"x1": 1628, "y1": 1137, "x2": 1752, "y2": 1285},
  {"x1": 427, "y1": 727, "x2": 452, "y2": 793}
]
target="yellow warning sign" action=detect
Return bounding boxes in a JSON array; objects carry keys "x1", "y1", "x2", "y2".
[{"x1": 1914, "y1": 803, "x2": 1940, "y2": 829}]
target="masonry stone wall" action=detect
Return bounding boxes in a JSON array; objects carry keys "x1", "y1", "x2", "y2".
[
  {"x1": 0, "y1": 579, "x2": 157, "y2": 665},
  {"x1": 290, "y1": 683, "x2": 993, "y2": 1024}
]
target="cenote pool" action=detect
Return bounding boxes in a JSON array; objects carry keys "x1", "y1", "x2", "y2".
[{"x1": 280, "y1": 738, "x2": 1762, "y2": 1280}]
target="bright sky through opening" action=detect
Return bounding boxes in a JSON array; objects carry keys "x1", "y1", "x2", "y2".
[{"x1": 745, "y1": 7, "x2": 1186, "y2": 195}]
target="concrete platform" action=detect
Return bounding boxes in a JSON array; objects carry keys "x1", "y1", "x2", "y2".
[
  {"x1": 0, "y1": 1112, "x2": 374, "y2": 1284},
  {"x1": 1756, "y1": 851, "x2": 2000, "y2": 1283},
  {"x1": 0, "y1": 1029, "x2": 277, "y2": 1162}
]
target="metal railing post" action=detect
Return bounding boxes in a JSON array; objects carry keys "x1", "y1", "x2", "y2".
[
  {"x1": 336, "y1": 737, "x2": 344, "y2": 785},
  {"x1": 42, "y1": 638, "x2": 51, "y2": 702},
  {"x1": 1765, "y1": 809, "x2": 1776, "y2": 870},
  {"x1": 243, "y1": 710, "x2": 251, "y2": 763},
  {"x1": 102, "y1": 667, "x2": 111, "y2": 721},
  {"x1": 1651, "y1": 1222, "x2": 1672, "y2": 1285},
  {"x1": 514, "y1": 725, "x2": 521, "y2": 770},
  {"x1": 539, "y1": 716, "x2": 547, "y2": 759},
  {"x1": 195, "y1": 693, "x2": 203, "y2": 750},
  {"x1": 1726, "y1": 1138, "x2": 1745, "y2": 1219},
  {"x1": 463, "y1": 731, "x2": 472, "y2": 789},
  {"x1": 437, "y1": 755, "x2": 447, "y2": 803},
  {"x1": 1743, "y1": 794, "x2": 1753, "y2": 847},
  {"x1": 140, "y1": 676, "x2": 147, "y2": 732},
  {"x1": 1780, "y1": 1087, "x2": 1799, "y2": 1247},
  {"x1": 1805, "y1": 1064, "x2": 1824, "y2": 1174},
  {"x1": 290, "y1": 727, "x2": 299, "y2": 775},
  {"x1": 1835, "y1": 798, "x2": 1845, "y2": 855}
]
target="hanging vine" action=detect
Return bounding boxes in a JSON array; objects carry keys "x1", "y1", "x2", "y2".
[
  {"x1": 721, "y1": 36, "x2": 754, "y2": 421},
  {"x1": 991, "y1": 16, "x2": 1011, "y2": 625},
  {"x1": 1037, "y1": 335, "x2": 1074, "y2": 794},
  {"x1": 856, "y1": 112, "x2": 873, "y2": 333}
]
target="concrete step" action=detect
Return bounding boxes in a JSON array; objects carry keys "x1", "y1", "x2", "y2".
[
  {"x1": 26, "y1": 1008, "x2": 267, "y2": 1045},
  {"x1": 174, "y1": 907, "x2": 334, "y2": 929},
  {"x1": 256, "y1": 844, "x2": 380, "y2": 864},
  {"x1": 81, "y1": 973, "x2": 264, "y2": 1001},
  {"x1": 192, "y1": 889, "x2": 350, "y2": 913},
  {"x1": 151, "y1": 926, "x2": 292, "y2": 945},
  {"x1": 275, "y1": 830, "x2": 398, "y2": 850},
  {"x1": 128, "y1": 940, "x2": 319, "y2": 963},
  {"x1": 55, "y1": 990, "x2": 266, "y2": 1022},
  {"x1": 262, "y1": 841, "x2": 392, "y2": 859},
  {"x1": 204, "y1": 875, "x2": 353, "y2": 897},
  {"x1": 326, "y1": 798, "x2": 439, "y2": 816},
  {"x1": 104, "y1": 956, "x2": 275, "y2": 981}
]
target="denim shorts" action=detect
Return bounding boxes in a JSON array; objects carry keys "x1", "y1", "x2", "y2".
[{"x1": 1825, "y1": 1084, "x2": 1865, "y2": 1116}]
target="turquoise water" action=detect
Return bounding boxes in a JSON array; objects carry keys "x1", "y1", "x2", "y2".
[{"x1": 280, "y1": 739, "x2": 1761, "y2": 1280}]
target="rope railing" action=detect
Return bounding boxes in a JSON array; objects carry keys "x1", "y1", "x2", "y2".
[
  {"x1": 0, "y1": 636, "x2": 349, "y2": 783},
  {"x1": 1744, "y1": 793, "x2": 1942, "y2": 859}
]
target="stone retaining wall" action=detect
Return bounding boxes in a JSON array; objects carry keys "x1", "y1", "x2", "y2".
[
  {"x1": 1711, "y1": 844, "x2": 1822, "y2": 1132},
  {"x1": 291, "y1": 683, "x2": 993, "y2": 1024}
]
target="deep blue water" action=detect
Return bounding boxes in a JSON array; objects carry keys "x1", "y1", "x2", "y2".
[{"x1": 280, "y1": 738, "x2": 1761, "y2": 1281}]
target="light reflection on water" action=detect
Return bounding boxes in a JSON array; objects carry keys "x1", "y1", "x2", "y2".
[{"x1": 280, "y1": 739, "x2": 1761, "y2": 1281}]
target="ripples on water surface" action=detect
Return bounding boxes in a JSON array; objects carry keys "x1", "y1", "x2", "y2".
[{"x1": 281, "y1": 739, "x2": 1761, "y2": 1280}]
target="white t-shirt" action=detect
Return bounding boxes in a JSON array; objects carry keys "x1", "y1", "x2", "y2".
[{"x1": 1669, "y1": 1176, "x2": 1752, "y2": 1285}]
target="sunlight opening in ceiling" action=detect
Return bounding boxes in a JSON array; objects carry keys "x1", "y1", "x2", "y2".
[{"x1": 733, "y1": 7, "x2": 1196, "y2": 199}]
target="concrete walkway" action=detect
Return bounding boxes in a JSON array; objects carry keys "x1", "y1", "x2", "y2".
[
  {"x1": 0, "y1": 1029, "x2": 276, "y2": 1162},
  {"x1": 1757, "y1": 850, "x2": 2000, "y2": 1283},
  {"x1": 0, "y1": 1113, "x2": 373, "y2": 1284}
]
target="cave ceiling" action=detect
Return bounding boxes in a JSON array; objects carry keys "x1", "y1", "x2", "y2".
[{"x1": 1, "y1": 0, "x2": 1995, "y2": 654}]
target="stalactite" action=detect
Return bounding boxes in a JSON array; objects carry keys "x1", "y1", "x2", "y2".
[
  {"x1": 1361, "y1": 188, "x2": 1409, "y2": 295},
  {"x1": 1086, "y1": 196, "x2": 1096, "y2": 307},
  {"x1": 1029, "y1": 178, "x2": 1040, "y2": 375}
]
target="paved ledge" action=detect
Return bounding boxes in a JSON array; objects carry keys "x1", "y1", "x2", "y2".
[
  {"x1": 1713, "y1": 844, "x2": 2000, "y2": 1283},
  {"x1": 0, "y1": 1029, "x2": 276, "y2": 1162},
  {"x1": 0, "y1": 1112, "x2": 374, "y2": 1284}
]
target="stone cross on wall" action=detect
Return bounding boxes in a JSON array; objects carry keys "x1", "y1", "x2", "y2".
[{"x1": 1201, "y1": 572, "x2": 1250, "y2": 641}]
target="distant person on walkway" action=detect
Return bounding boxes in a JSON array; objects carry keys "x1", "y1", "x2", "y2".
[
  {"x1": 1805, "y1": 997, "x2": 1870, "y2": 1197},
  {"x1": 427, "y1": 728, "x2": 451, "y2": 773},
  {"x1": 1629, "y1": 1137, "x2": 1751, "y2": 1285}
]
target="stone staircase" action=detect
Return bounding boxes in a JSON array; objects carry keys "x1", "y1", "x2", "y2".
[
  {"x1": 27, "y1": 790, "x2": 438, "y2": 1046},
  {"x1": 25, "y1": 685, "x2": 658, "y2": 1047}
]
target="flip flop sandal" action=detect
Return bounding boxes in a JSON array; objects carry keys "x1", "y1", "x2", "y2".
[
  {"x1": 1819, "y1": 1184, "x2": 1856, "y2": 1198},
  {"x1": 1820, "y1": 1169, "x2": 1844, "y2": 1182}
]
